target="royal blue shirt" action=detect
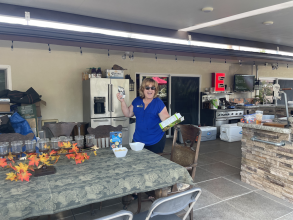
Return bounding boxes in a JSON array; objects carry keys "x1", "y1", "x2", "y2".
[{"x1": 132, "y1": 97, "x2": 165, "y2": 146}]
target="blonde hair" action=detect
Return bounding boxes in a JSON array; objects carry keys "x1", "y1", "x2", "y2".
[{"x1": 139, "y1": 78, "x2": 159, "y2": 99}]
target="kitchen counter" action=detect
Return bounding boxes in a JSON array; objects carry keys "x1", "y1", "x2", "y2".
[
  {"x1": 238, "y1": 122, "x2": 291, "y2": 133},
  {"x1": 238, "y1": 122, "x2": 293, "y2": 203}
]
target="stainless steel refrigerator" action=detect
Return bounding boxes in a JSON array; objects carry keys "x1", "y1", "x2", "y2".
[{"x1": 82, "y1": 78, "x2": 129, "y2": 145}]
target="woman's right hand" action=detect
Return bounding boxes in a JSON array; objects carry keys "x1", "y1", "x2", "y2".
[{"x1": 116, "y1": 93, "x2": 124, "y2": 103}]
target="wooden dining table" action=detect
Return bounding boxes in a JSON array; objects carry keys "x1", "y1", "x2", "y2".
[{"x1": 0, "y1": 147, "x2": 194, "y2": 220}]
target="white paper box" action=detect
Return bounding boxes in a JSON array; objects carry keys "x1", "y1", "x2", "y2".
[{"x1": 106, "y1": 70, "x2": 124, "y2": 79}]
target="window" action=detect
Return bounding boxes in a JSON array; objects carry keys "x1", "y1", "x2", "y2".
[{"x1": 0, "y1": 65, "x2": 12, "y2": 90}]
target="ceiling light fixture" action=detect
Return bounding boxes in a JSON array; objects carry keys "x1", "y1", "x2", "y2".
[
  {"x1": 179, "y1": 1, "x2": 293, "y2": 31},
  {"x1": 263, "y1": 21, "x2": 274, "y2": 25},
  {"x1": 201, "y1": 7, "x2": 214, "y2": 12},
  {"x1": 1, "y1": 14, "x2": 293, "y2": 57}
]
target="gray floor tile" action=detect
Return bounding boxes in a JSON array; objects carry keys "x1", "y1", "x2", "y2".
[
  {"x1": 197, "y1": 154, "x2": 218, "y2": 166},
  {"x1": 199, "y1": 145, "x2": 222, "y2": 154},
  {"x1": 200, "y1": 162, "x2": 240, "y2": 176},
  {"x1": 198, "y1": 178, "x2": 251, "y2": 200},
  {"x1": 227, "y1": 192, "x2": 293, "y2": 220},
  {"x1": 255, "y1": 190, "x2": 293, "y2": 209},
  {"x1": 193, "y1": 187, "x2": 222, "y2": 210},
  {"x1": 221, "y1": 158, "x2": 241, "y2": 169},
  {"x1": 202, "y1": 151, "x2": 239, "y2": 161},
  {"x1": 278, "y1": 211, "x2": 293, "y2": 220},
  {"x1": 222, "y1": 147, "x2": 243, "y2": 157},
  {"x1": 194, "y1": 167, "x2": 220, "y2": 183},
  {"x1": 224, "y1": 173, "x2": 258, "y2": 191},
  {"x1": 193, "y1": 201, "x2": 256, "y2": 220}
]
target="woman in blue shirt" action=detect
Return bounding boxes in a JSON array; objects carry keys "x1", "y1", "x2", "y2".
[{"x1": 116, "y1": 78, "x2": 170, "y2": 153}]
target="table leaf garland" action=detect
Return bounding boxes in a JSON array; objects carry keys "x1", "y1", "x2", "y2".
[{"x1": 1, "y1": 142, "x2": 98, "y2": 182}]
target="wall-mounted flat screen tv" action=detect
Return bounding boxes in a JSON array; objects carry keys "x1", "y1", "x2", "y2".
[{"x1": 234, "y1": 75, "x2": 255, "y2": 92}]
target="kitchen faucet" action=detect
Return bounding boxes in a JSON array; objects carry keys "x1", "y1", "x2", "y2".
[{"x1": 273, "y1": 84, "x2": 292, "y2": 128}]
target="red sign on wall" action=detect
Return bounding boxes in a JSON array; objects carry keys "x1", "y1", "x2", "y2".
[{"x1": 212, "y1": 73, "x2": 225, "y2": 92}]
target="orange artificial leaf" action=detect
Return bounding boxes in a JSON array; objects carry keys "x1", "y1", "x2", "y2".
[
  {"x1": 28, "y1": 156, "x2": 39, "y2": 167},
  {"x1": 17, "y1": 171, "x2": 32, "y2": 182},
  {"x1": 83, "y1": 153, "x2": 90, "y2": 160},
  {"x1": 0, "y1": 158, "x2": 7, "y2": 168},
  {"x1": 94, "y1": 151, "x2": 97, "y2": 156},
  {"x1": 66, "y1": 150, "x2": 75, "y2": 159},
  {"x1": 58, "y1": 141, "x2": 64, "y2": 148},
  {"x1": 71, "y1": 144, "x2": 79, "y2": 154},
  {"x1": 50, "y1": 150, "x2": 58, "y2": 156},
  {"x1": 75, "y1": 153, "x2": 84, "y2": 164},
  {"x1": 6, "y1": 172, "x2": 17, "y2": 181}
]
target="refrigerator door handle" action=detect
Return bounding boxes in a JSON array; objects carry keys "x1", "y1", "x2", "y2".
[
  {"x1": 111, "y1": 84, "x2": 113, "y2": 112},
  {"x1": 108, "y1": 84, "x2": 111, "y2": 112},
  {"x1": 113, "y1": 118, "x2": 128, "y2": 121}
]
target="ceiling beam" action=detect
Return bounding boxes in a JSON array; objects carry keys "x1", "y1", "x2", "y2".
[{"x1": 179, "y1": 1, "x2": 293, "y2": 32}]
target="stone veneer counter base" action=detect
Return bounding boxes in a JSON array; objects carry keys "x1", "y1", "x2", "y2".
[{"x1": 238, "y1": 123, "x2": 293, "y2": 203}]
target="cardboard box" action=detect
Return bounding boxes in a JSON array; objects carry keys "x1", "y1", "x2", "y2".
[
  {"x1": 0, "y1": 103, "x2": 10, "y2": 112},
  {"x1": 159, "y1": 113, "x2": 184, "y2": 132},
  {"x1": 21, "y1": 100, "x2": 46, "y2": 117},
  {"x1": 105, "y1": 70, "x2": 124, "y2": 79},
  {"x1": 109, "y1": 131, "x2": 122, "y2": 150}
]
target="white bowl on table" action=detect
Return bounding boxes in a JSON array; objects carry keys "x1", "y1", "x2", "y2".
[
  {"x1": 129, "y1": 142, "x2": 145, "y2": 151},
  {"x1": 113, "y1": 147, "x2": 128, "y2": 158}
]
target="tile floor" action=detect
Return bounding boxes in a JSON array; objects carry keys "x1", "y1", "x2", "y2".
[{"x1": 30, "y1": 138, "x2": 293, "y2": 220}]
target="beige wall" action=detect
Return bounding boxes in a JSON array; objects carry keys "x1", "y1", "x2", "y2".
[{"x1": 0, "y1": 40, "x2": 292, "y2": 122}]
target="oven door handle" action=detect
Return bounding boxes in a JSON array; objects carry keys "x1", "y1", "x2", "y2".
[{"x1": 216, "y1": 119, "x2": 229, "y2": 121}]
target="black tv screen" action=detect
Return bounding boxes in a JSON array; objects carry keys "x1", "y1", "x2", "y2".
[{"x1": 234, "y1": 75, "x2": 255, "y2": 92}]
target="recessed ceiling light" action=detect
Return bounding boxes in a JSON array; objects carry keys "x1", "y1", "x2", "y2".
[
  {"x1": 201, "y1": 7, "x2": 214, "y2": 12},
  {"x1": 263, "y1": 21, "x2": 274, "y2": 25}
]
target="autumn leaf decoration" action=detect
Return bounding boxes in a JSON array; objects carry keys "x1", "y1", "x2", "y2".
[{"x1": 65, "y1": 143, "x2": 90, "y2": 164}]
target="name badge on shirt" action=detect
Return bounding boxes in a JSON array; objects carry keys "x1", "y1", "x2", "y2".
[{"x1": 137, "y1": 104, "x2": 143, "y2": 108}]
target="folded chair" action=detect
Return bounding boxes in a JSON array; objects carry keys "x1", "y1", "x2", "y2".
[
  {"x1": 134, "y1": 187, "x2": 201, "y2": 220},
  {"x1": 96, "y1": 210, "x2": 133, "y2": 220}
]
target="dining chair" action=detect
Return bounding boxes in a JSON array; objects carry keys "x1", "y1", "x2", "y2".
[
  {"x1": 41, "y1": 122, "x2": 77, "y2": 137},
  {"x1": 87, "y1": 125, "x2": 122, "y2": 148},
  {"x1": 137, "y1": 124, "x2": 202, "y2": 219},
  {"x1": 134, "y1": 187, "x2": 201, "y2": 220},
  {"x1": 0, "y1": 133, "x2": 34, "y2": 146},
  {"x1": 95, "y1": 210, "x2": 133, "y2": 220}
]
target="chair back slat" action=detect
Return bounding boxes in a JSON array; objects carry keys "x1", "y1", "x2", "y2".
[
  {"x1": 145, "y1": 187, "x2": 201, "y2": 220},
  {"x1": 42, "y1": 122, "x2": 77, "y2": 137},
  {"x1": 95, "y1": 210, "x2": 133, "y2": 220}
]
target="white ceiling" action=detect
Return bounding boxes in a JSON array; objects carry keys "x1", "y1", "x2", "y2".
[{"x1": 0, "y1": 0, "x2": 293, "y2": 47}]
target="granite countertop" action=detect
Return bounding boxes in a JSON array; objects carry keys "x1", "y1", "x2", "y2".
[
  {"x1": 237, "y1": 122, "x2": 291, "y2": 134},
  {"x1": 236, "y1": 105, "x2": 292, "y2": 109}
]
